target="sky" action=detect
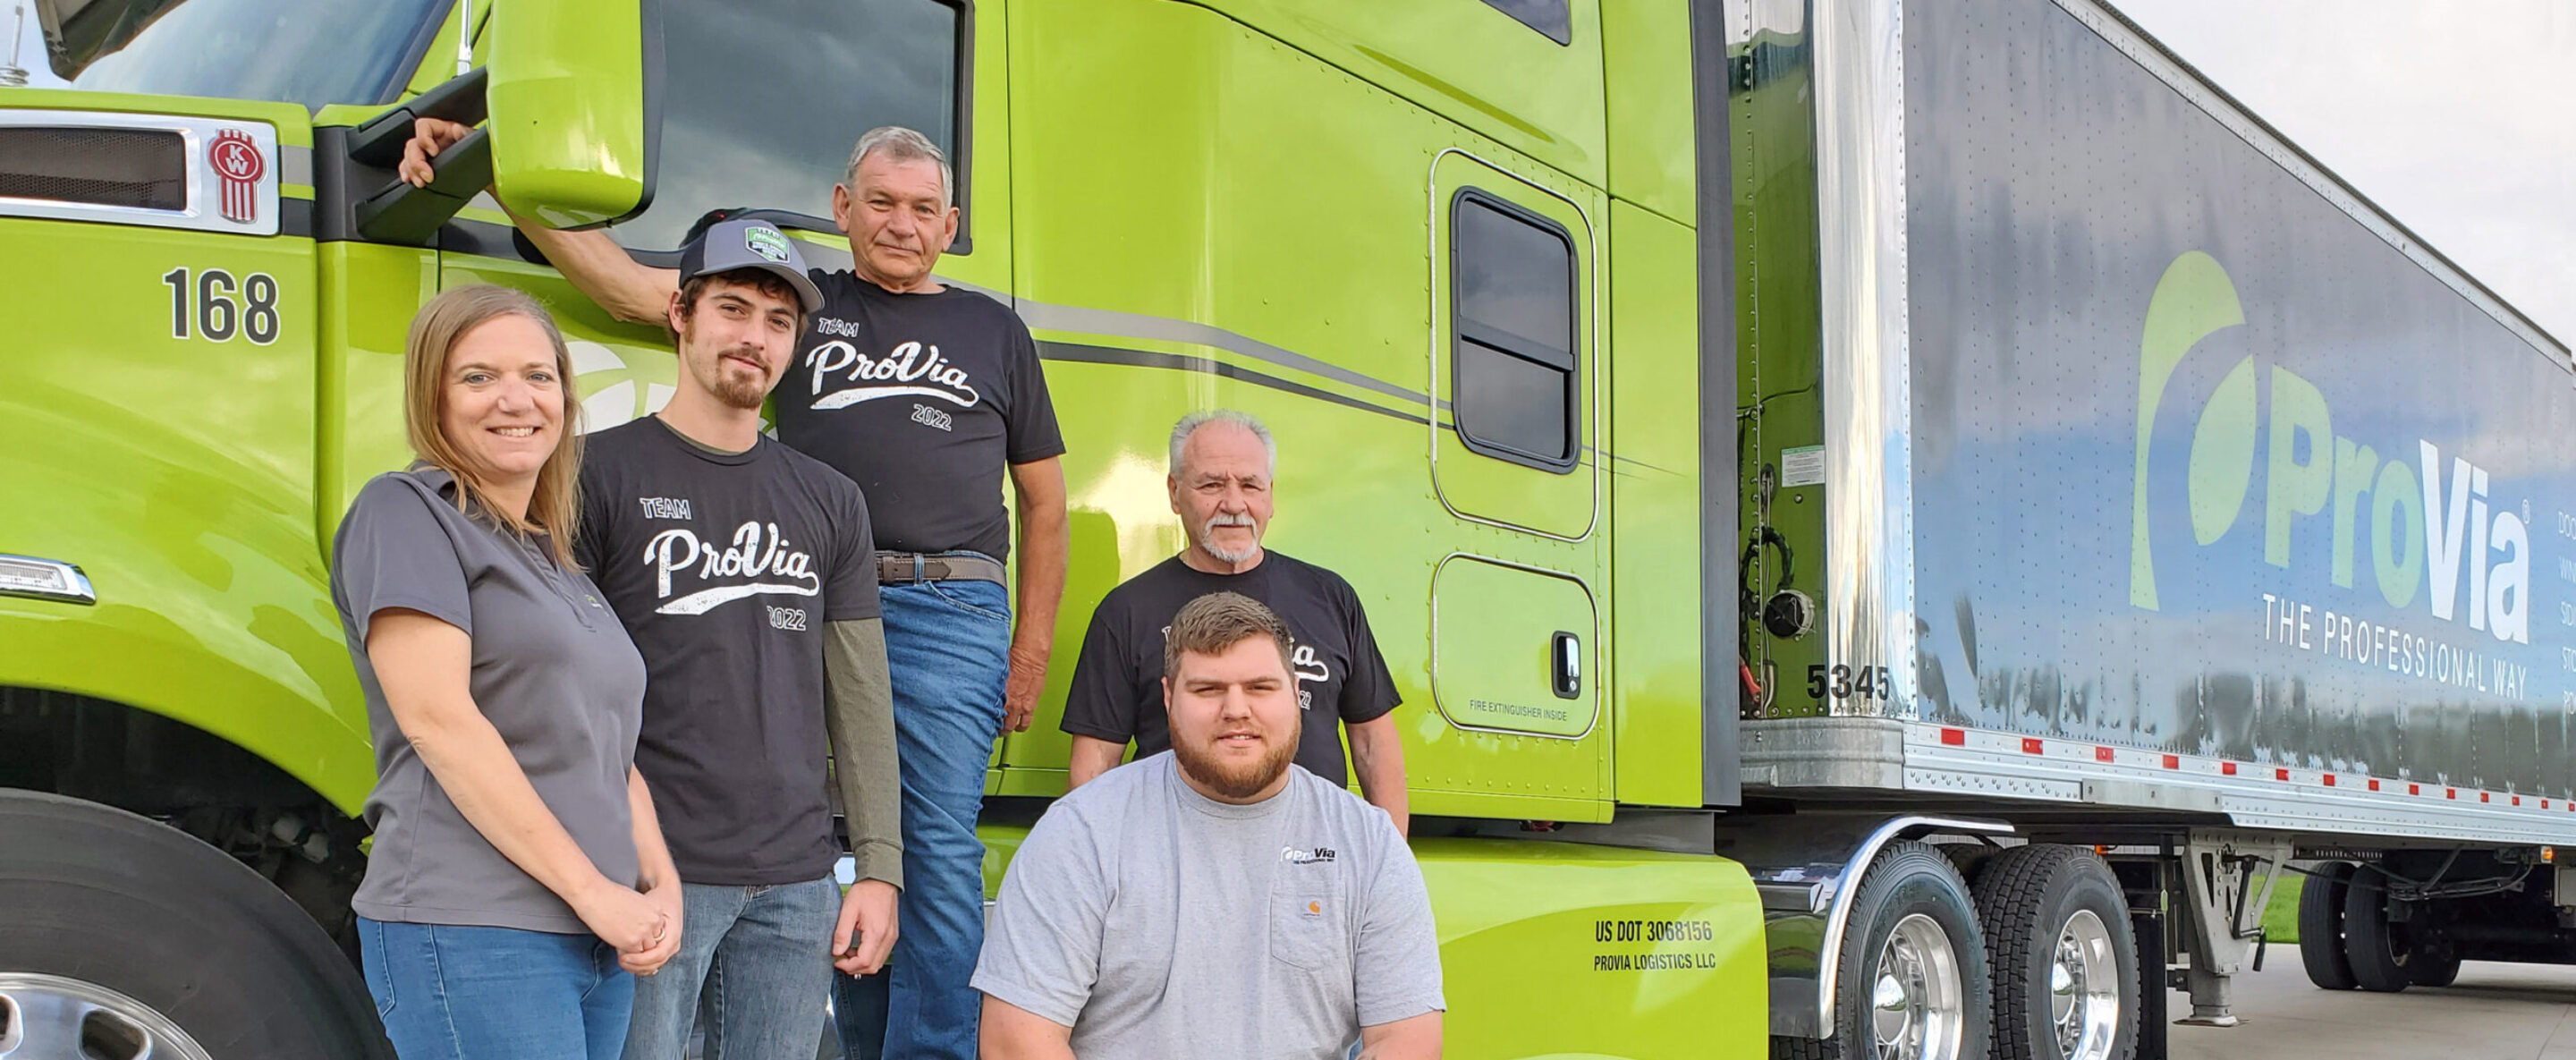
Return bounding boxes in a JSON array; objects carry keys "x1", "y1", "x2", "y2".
[{"x1": 2115, "y1": 0, "x2": 2575, "y2": 349}]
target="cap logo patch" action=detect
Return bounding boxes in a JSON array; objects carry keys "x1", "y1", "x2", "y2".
[{"x1": 745, "y1": 226, "x2": 792, "y2": 264}]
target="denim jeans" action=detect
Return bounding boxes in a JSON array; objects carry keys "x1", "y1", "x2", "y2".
[
  {"x1": 360, "y1": 917, "x2": 635, "y2": 1060},
  {"x1": 835, "y1": 573, "x2": 1011, "y2": 1060},
  {"x1": 623, "y1": 876, "x2": 839, "y2": 1060}
]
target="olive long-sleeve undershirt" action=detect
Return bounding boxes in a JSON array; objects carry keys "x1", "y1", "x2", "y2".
[{"x1": 825, "y1": 617, "x2": 902, "y2": 889}]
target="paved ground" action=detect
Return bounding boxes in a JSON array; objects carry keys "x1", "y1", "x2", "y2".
[{"x1": 2171, "y1": 960, "x2": 2576, "y2": 1060}]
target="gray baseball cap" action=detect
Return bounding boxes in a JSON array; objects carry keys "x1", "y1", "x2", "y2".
[{"x1": 677, "y1": 218, "x2": 825, "y2": 312}]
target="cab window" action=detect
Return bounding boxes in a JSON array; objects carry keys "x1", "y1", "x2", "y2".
[
  {"x1": 611, "y1": 0, "x2": 968, "y2": 252},
  {"x1": 8, "y1": 0, "x2": 450, "y2": 108}
]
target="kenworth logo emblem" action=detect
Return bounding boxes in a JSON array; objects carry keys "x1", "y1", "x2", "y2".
[
  {"x1": 208, "y1": 129, "x2": 264, "y2": 225},
  {"x1": 2127, "y1": 251, "x2": 2531, "y2": 647}
]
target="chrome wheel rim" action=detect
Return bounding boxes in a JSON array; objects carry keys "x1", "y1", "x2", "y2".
[
  {"x1": 1870, "y1": 913, "x2": 1966, "y2": 1060},
  {"x1": 2049, "y1": 910, "x2": 2121, "y2": 1060},
  {"x1": 0, "y1": 973, "x2": 212, "y2": 1060}
]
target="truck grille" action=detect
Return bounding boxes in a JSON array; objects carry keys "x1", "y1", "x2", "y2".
[{"x1": 0, "y1": 127, "x2": 185, "y2": 210}]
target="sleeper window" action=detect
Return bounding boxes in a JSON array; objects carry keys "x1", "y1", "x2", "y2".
[{"x1": 1451, "y1": 190, "x2": 1579, "y2": 471}]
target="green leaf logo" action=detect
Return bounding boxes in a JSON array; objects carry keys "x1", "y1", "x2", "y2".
[{"x1": 2130, "y1": 251, "x2": 2247, "y2": 610}]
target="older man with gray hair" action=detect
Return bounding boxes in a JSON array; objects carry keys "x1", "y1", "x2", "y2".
[
  {"x1": 1062, "y1": 409, "x2": 1409, "y2": 833},
  {"x1": 400, "y1": 122, "x2": 1069, "y2": 1060}
]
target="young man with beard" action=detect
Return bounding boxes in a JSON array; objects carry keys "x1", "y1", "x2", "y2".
[
  {"x1": 976, "y1": 591, "x2": 1445, "y2": 1060},
  {"x1": 571, "y1": 219, "x2": 903, "y2": 1058},
  {"x1": 403, "y1": 123, "x2": 1068, "y2": 1060},
  {"x1": 1061, "y1": 410, "x2": 1409, "y2": 833}
]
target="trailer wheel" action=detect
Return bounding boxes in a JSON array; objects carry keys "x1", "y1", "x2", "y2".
[
  {"x1": 1970, "y1": 845, "x2": 2138, "y2": 1060},
  {"x1": 2297, "y1": 861, "x2": 2359, "y2": 990},
  {"x1": 2341, "y1": 865, "x2": 2414, "y2": 993},
  {"x1": 0, "y1": 790, "x2": 390, "y2": 1059},
  {"x1": 2406, "y1": 944, "x2": 2461, "y2": 988},
  {"x1": 1775, "y1": 840, "x2": 1994, "y2": 1060}
]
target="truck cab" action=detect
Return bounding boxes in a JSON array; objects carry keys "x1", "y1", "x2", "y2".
[{"x1": 1, "y1": 2, "x2": 1766, "y2": 1056}]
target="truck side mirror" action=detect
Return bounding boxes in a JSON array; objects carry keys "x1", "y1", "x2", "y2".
[
  {"x1": 486, "y1": 0, "x2": 659, "y2": 229},
  {"x1": 346, "y1": 68, "x2": 494, "y2": 246}
]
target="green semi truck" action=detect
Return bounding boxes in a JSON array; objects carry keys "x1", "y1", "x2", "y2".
[{"x1": 2, "y1": 1, "x2": 2568, "y2": 1059}]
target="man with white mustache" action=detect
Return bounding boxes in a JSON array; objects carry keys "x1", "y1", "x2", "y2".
[
  {"x1": 571, "y1": 219, "x2": 903, "y2": 1058},
  {"x1": 1060, "y1": 410, "x2": 1410, "y2": 834}
]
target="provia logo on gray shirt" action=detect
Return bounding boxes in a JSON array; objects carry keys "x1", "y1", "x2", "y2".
[
  {"x1": 643, "y1": 520, "x2": 820, "y2": 615},
  {"x1": 803, "y1": 325, "x2": 982, "y2": 411}
]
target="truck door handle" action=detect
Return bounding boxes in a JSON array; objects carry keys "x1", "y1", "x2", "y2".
[{"x1": 1551, "y1": 631, "x2": 1581, "y2": 700}]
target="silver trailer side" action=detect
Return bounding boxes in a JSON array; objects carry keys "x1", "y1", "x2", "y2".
[{"x1": 1719, "y1": 0, "x2": 2576, "y2": 1056}]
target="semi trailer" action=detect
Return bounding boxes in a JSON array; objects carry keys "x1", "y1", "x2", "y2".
[{"x1": 0, "y1": 0, "x2": 2565, "y2": 1059}]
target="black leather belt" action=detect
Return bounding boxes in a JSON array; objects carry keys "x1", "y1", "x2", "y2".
[{"x1": 877, "y1": 551, "x2": 1007, "y2": 585}]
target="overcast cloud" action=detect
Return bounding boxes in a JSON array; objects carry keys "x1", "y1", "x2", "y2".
[{"x1": 2114, "y1": 0, "x2": 2574, "y2": 349}]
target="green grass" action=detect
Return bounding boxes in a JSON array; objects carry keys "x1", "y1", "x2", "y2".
[{"x1": 2260, "y1": 870, "x2": 2306, "y2": 945}]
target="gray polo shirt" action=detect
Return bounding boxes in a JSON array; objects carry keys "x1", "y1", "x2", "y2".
[
  {"x1": 332, "y1": 468, "x2": 647, "y2": 934},
  {"x1": 973, "y1": 753, "x2": 1445, "y2": 1058}
]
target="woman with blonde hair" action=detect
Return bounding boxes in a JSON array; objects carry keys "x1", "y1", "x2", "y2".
[{"x1": 330, "y1": 284, "x2": 682, "y2": 1058}]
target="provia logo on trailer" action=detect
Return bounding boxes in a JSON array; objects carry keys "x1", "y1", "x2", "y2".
[{"x1": 2127, "y1": 252, "x2": 2532, "y2": 647}]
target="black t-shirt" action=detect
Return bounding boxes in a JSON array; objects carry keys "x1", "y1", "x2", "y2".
[
  {"x1": 775, "y1": 270, "x2": 1065, "y2": 561},
  {"x1": 574, "y1": 418, "x2": 879, "y2": 886},
  {"x1": 1060, "y1": 552, "x2": 1400, "y2": 786}
]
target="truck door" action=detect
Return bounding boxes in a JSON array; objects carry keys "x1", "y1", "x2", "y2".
[
  {"x1": 429, "y1": 0, "x2": 990, "y2": 445},
  {"x1": 1419, "y1": 151, "x2": 1612, "y2": 818}
]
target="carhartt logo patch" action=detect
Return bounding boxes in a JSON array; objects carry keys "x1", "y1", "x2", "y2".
[{"x1": 745, "y1": 226, "x2": 792, "y2": 264}]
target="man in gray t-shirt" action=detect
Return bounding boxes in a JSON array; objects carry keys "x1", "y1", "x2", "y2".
[{"x1": 974, "y1": 592, "x2": 1445, "y2": 1059}]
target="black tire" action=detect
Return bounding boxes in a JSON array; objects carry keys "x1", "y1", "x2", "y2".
[
  {"x1": 1773, "y1": 840, "x2": 1994, "y2": 1060},
  {"x1": 1771, "y1": 1036, "x2": 1829, "y2": 1060},
  {"x1": 2407, "y1": 945, "x2": 2462, "y2": 988},
  {"x1": 0, "y1": 790, "x2": 391, "y2": 1059},
  {"x1": 2342, "y1": 864, "x2": 2414, "y2": 993},
  {"x1": 1943, "y1": 843, "x2": 1999, "y2": 887},
  {"x1": 1971, "y1": 845, "x2": 2140, "y2": 1060},
  {"x1": 2298, "y1": 861, "x2": 2359, "y2": 990}
]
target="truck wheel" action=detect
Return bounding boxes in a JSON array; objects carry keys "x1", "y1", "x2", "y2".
[
  {"x1": 2297, "y1": 861, "x2": 2359, "y2": 989},
  {"x1": 2407, "y1": 944, "x2": 2461, "y2": 988},
  {"x1": 1775, "y1": 840, "x2": 1994, "y2": 1060},
  {"x1": 1970, "y1": 845, "x2": 2139, "y2": 1060},
  {"x1": 2341, "y1": 865, "x2": 2414, "y2": 993},
  {"x1": 0, "y1": 790, "x2": 390, "y2": 1060}
]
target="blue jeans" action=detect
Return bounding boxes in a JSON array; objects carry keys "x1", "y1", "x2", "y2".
[
  {"x1": 360, "y1": 917, "x2": 634, "y2": 1060},
  {"x1": 623, "y1": 876, "x2": 839, "y2": 1060},
  {"x1": 835, "y1": 574, "x2": 1011, "y2": 1060}
]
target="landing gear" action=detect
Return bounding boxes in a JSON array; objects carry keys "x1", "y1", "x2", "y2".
[{"x1": 2171, "y1": 831, "x2": 2292, "y2": 1027}]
